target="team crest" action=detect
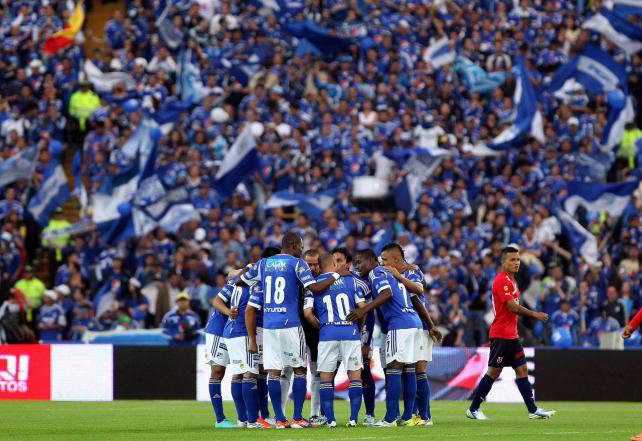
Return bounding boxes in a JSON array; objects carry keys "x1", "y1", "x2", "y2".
[{"x1": 504, "y1": 285, "x2": 509, "y2": 291}]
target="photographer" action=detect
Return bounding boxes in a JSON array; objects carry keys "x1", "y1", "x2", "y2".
[{"x1": 161, "y1": 292, "x2": 201, "y2": 345}]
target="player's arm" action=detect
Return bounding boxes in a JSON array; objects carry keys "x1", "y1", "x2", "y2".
[
  {"x1": 213, "y1": 294, "x2": 238, "y2": 319},
  {"x1": 385, "y1": 265, "x2": 423, "y2": 295},
  {"x1": 411, "y1": 295, "x2": 442, "y2": 343},
  {"x1": 346, "y1": 287, "x2": 392, "y2": 322},
  {"x1": 623, "y1": 308, "x2": 642, "y2": 339},
  {"x1": 356, "y1": 302, "x2": 366, "y2": 331},
  {"x1": 303, "y1": 293, "x2": 320, "y2": 329},
  {"x1": 505, "y1": 298, "x2": 548, "y2": 322},
  {"x1": 245, "y1": 305, "x2": 258, "y2": 353}
]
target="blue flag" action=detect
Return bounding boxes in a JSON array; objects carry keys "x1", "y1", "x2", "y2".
[
  {"x1": 27, "y1": 158, "x2": 71, "y2": 226},
  {"x1": 372, "y1": 226, "x2": 393, "y2": 255},
  {"x1": 612, "y1": 0, "x2": 642, "y2": 17},
  {"x1": 178, "y1": 50, "x2": 210, "y2": 103},
  {"x1": 212, "y1": 126, "x2": 259, "y2": 195},
  {"x1": 0, "y1": 146, "x2": 37, "y2": 188},
  {"x1": 564, "y1": 179, "x2": 640, "y2": 217},
  {"x1": 583, "y1": 7, "x2": 642, "y2": 56},
  {"x1": 284, "y1": 20, "x2": 353, "y2": 55},
  {"x1": 264, "y1": 189, "x2": 338, "y2": 219},
  {"x1": 557, "y1": 209, "x2": 600, "y2": 267},
  {"x1": 392, "y1": 152, "x2": 442, "y2": 215}
]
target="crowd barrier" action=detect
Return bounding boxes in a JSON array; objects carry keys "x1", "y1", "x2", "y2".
[{"x1": 0, "y1": 344, "x2": 638, "y2": 401}]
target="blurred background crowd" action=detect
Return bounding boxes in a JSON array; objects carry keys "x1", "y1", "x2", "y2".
[{"x1": 0, "y1": 0, "x2": 641, "y2": 348}]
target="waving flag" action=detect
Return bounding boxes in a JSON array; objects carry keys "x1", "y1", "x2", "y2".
[
  {"x1": 0, "y1": 146, "x2": 37, "y2": 188},
  {"x1": 265, "y1": 189, "x2": 338, "y2": 219},
  {"x1": 71, "y1": 149, "x2": 88, "y2": 215},
  {"x1": 212, "y1": 126, "x2": 259, "y2": 195},
  {"x1": 564, "y1": 180, "x2": 640, "y2": 217},
  {"x1": 43, "y1": 1, "x2": 85, "y2": 54},
  {"x1": 284, "y1": 20, "x2": 353, "y2": 55},
  {"x1": 583, "y1": 8, "x2": 642, "y2": 56},
  {"x1": 423, "y1": 37, "x2": 456, "y2": 69},
  {"x1": 28, "y1": 158, "x2": 71, "y2": 226},
  {"x1": 393, "y1": 153, "x2": 442, "y2": 215},
  {"x1": 609, "y1": 0, "x2": 642, "y2": 17},
  {"x1": 557, "y1": 210, "x2": 600, "y2": 267},
  {"x1": 178, "y1": 50, "x2": 210, "y2": 103},
  {"x1": 84, "y1": 60, "x2": 135, "y2": 93},
  {"x1": 487, "y1": 58, "x2": 545, "y2": 150},
  {"x1": 454, "y1": 56, "x2": 508, "y2": 95},
  {"x1": 156, "y1": 3, "x2": 184, "y2": 50}
]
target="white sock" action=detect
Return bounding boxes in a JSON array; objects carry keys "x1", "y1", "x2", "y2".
[
  {"x1": 281, "y1": 368, "x2": 292, "y2": 415},
  {"x1": 310, "y1": 361, "x2": 320, "y2": 417}
]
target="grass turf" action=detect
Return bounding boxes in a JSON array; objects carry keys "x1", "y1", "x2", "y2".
[{"x1": 1, "y1": 400, "x2": 640, "y2": 441}]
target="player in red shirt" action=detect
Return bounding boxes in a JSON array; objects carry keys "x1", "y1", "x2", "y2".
[
  {"x1": 622, "y1": 309, "x2": 642, "y2": 441},
  {"x1": 466, "y1": 246, "x2": 556, "y2": 420}
]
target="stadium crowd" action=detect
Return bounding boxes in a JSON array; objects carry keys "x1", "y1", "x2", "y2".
[{"x1": 0, "y1": 0, "x2": 641, "y2": 347}]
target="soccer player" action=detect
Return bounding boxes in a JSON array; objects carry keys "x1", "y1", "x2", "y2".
[
  {"x1": 304, "y1": 252, "x2": 366, "y2": 427},
  {"x1": 333, "y1": 246, "x2": 377, "y2": 426},
  {"x1": 241, "y1": 231, "x2": 347, "y2": 428},
  {"x1": 302, "y1": 249, "x2": 325, "y2": 426},
  {"x1": 203, "y1": 291, "x2": 237, "y2": 428},
  {"x1": 466, "y1": 246, "x2": 556, "y2": 420},
  {"x1": 622, "y1": 307, "x2": 642, "y2": 441},
  {"x1": 213, "y1": 279, "x2": 271, "y2": 428},
  {"x1": 380, "y1": 243, "x2": 442, "y2": 426},
  {"x1": 347, "y1": 249, "x2": 431, "y2": 427}
]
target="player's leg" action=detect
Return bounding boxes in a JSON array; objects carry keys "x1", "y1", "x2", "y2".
[
  {"x1": 343, "y1": 339, "x2": 364, "y2": 426},
  {"x1": 205, "y1": 333, "x2": 234, "y2": 427},
  {"x1": 361, "y1": 347, "x2": 376, "y2": 424},
  {"x1": 256, "y1": 327, "x2": 271, "y2": 422},
  {"x1": 236, "y1": 336, "x2": 265, "y2": 428},
  {"x1": 280, "y1": 367, "x2": 292, "y2": 416},
  {"x1": 304, "y1": 322, "x2": 322, "y2": 424},
  {"x1": 467, "y1": 338, "x2": 504, "y2": 420},
  {"x1": 290, "y1": 326, "x2": 308, "y2": 427},
  {"x1": 415, "y1": 359, "x2": 430, "y2": 423},
  {"x1": 377, "y1": 329, "x2": 403, "y2": 426},
  {"x1": 263, "y1": 328, "x2": 288, "y2": 425},
  {"x1": 317, "y1": 341, "x2": 339, "y2": 427},
  {"x1": 512, "y1": 342, "x2": 555, "y2": 419},
  {"x1": 231, "y1": 374, "x2": 248, "y2": 426},
  {"x1": 401, "y1": 364, "x2": 417, "y2": 423}
]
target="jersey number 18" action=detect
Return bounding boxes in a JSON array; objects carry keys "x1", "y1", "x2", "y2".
[{"x1": 265, "y1": 275, "x2": 286, "y2": 304}]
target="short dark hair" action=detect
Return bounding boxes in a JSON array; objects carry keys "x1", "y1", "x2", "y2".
[
  {"x1": 500, "y1": 246, "x2": 519, "y2": 262},
  {"x1": 331, "y1": 246, "x2": 352, "y2": 263},
  {"x1": 381, "y1": 242, "x2": 405, "y2": 260},
  {"x1": 356, "y1": 248, "x2": 377, "y2": 262},
  {"x1": 303, "y1": 249, "x2": 319, "y2": 259},
  {"x1": 282, "y1": 231, "x2": 301, "y2": 249},
  {"x1": 318, "y1": 252, "x2": 334, "y2": 270},
  {"x1": 262, "y1": 246, "x2": 281, "y2": 258}
]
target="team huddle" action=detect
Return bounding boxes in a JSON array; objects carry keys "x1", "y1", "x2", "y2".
[{"x1": 203, "y1": 231, "x2": 555, "y2": 429}]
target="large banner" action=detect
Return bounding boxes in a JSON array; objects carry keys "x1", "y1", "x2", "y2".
[
  {"x1": 195, "y1": 345, "x2": 535, "y2": 403},
  {"x1": 0, "y1": 344, "x2": 51, "y2": 400}
]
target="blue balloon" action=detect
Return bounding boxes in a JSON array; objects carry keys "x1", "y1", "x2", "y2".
[
  {"x1": 607, "y1": 89, "x2": 626, "y2": 110},
  {"x1": 150, "y1": 127, "x2": 162, "y2": 142},
  {"x1": 117, "y1": 201, "x2": 132, "y2": 216},
  {"x1": 552, "y1": 327, "x2": 573, "y2": 348},
  {"x1": 48, "y1": 140, "x2": 63, "y2": 156}
]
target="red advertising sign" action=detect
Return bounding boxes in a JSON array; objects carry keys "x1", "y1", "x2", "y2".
[{"x1": 0, "y1": 345, "x2": 51, "y2": 400}]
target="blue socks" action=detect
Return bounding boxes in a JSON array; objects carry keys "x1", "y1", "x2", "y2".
[
  {"x1": 268, "y1": 375, "x2": 286, "y2": 422},
  {"x1": 384, "y1": 368, "x2": 402, "y2": 423},
  {"x1": 242, "y1": 377, "x2": 259, "y2": 424},
  {"x1": 348, "y1": 380, "x2": 363, "y2": 422},
  {"x1": 209, "y1": 378, "x2": 225, "y2": 423},
  {"x1": 416, "y1": 372, "x2": 430, "y2": 420},
  {"x1": 402, "y1": 366, "x2": 417, "y2": 421},
  {"x1": 292, "y1": 373, "x2": 307, "y2": 421},
  {"x1": 319, "y1": 381, "x2": 335, "y2": 423},
  {"x1": 362, "y1": 362, "x2": 376, "y2": 416},
  {"x1": 257, "y1": 374, "x2": 270, "y2": 419},
  {"x1": 231, "y1": 378, "x2": 247, "y2": 423},
  {"x1": 515, "y1": 377, "x2": 538, "y2": 413},
  {"x1": 470, "y1": 374, "x2": 495, "y2": 412}
]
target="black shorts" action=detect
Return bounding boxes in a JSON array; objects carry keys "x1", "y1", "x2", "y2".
[
  {"x1": 488, "y1": 338, "x2": 526, "y2": 368},
  {"x1": 301, "y1": 319, "x2": 319, "y2": 362}
]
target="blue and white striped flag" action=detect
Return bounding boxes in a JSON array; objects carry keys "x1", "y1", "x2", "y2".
[
  {"x1": 393, "y1": 152, "x2": 442, "y2": 215},
  {"x1": 423, "y1": 37, "x2": 456, "y2": 69},
  {"x1": 213, "y1": 126, "x2": 259, "y2": 195},
  {"x1": 608, "y1": 0, "x2": 642, "y2": 17},
  {"x1": 27, "y1": 158, "x2": 71, "y2": 226},
  {"x1": 583, "y1": 8, "x2": 642, "y2": 56},
  {"x1": 156, "y1": 3, "x2": 184, "y2": 50},
  {"x1": 488, "y1": 58, "x2": 544, "y2": 150},
  {"x1": 0, "y1": 146, "x2": 37, "y2": 188},
  {"x1": 178, "y1": 50, "x2": 210, "y2": 103},
  {"x1": 557, "y1": 210, "x2": 600, "y2": 267},
  {"x1": 564, "y1": 179, "x2": 640, "y2": 217},
  {"x1": 264, "y1": 189, "x2": 338, "y2": 219},
  {"x1": 84, "y1": 60, "x2": 135, "y2": 93}
]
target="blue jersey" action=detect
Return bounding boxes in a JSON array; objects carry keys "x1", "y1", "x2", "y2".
[
  {"x1": 369, "y1": 266, "x2": 422, "y2": 331},
  {"x1": 218, "y1": 282, "x2": 251, "y2": 338},
  {"x1": 304, "y1": 273, "x2": 365, "y2": 341},
  {"x1": 37, "y1": 303, "x2": 66, "y2": 341},
  {"x1": 243, "y1": 254, "x2": 315, "y2": 329},
  {"x1": 403, "y1": 268, "x2": 429, "y2": 330},
  {"x1": 161, "y1": 309, "x2": 201, "y2": 342},
  {"x1": 204, "y1": 306, "x2": 227, "y2": 336},
  {"x1": 354, "y1": 273, "x2": 375, "y2": 345}
]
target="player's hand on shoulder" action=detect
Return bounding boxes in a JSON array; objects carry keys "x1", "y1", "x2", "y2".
[{"x1": 336, "y1": 268, "x2": 352, "y2": 277}]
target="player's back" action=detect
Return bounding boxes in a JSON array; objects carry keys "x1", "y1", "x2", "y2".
[
  {"x1": 403, "y1": 267, "x2": 429, "y2": 329},
  {"x1": 204, "y1": 304, "x2": 227, "y2": 336},
  {"x1": 490, "y1": 271, "x2": 519, "y2": 339},
  {"x1": 370, "y1": 266, "x2": 422, "y2": 330},
  {"x1": 218, "y1": 282, "x2": 251, "y2": 338},
  {"x1": 243, "y1": 253, "x2": 314, "y2": 329},
  {"x1": 310, "y1": 273, "x2": 362, "y2": 341}
]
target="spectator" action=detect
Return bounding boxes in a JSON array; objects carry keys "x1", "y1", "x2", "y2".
[
  {"x1": 14, "y1": 265, "x2": 45, "y2": 324},
  {"x1": 161, "y1": 292, "x2": 201, "y2": 345},
  {"x1": 69, "y1": 302, "x2": 100, "y2": 341},
  {"x1": 604, "y1": 286, "x2": 626, "y2": 327},
  {"x1": 69, "y1": 79, "x2": 100, "y2": 132},
  {"x1": 0, "y1": 288, "x2": 34, "y2": 343},
  {"x1": 37, "y1": 290, "x2": 66, "y2": 342},
  {"x1": 124, "y1": 278, "x2": 149, "y2": 328}
]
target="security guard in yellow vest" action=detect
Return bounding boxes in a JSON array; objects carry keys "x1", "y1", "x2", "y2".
[
  {"x1": 618, "y1": 122, "x2": 642, "y2": 169},
  {"x1": 42, "y1": 207, "x2": 71, "y2": 264},
  {"x1": 69, "y1": 79, "x2": 100, "y2": 131}
]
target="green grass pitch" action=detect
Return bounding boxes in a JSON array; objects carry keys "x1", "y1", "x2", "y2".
[{"x1": 2, "y1": 400, "x2": 640, "y2": 441}]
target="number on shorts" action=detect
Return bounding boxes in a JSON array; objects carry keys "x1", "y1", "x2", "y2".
[
  {"x1": 265, "y1": 275, "x2": 286, "y2": 304},
  {"x1": 323, "y1": 293, "x2": 350, "y2": 322},
  {"x1": 398, "y1": 283, "x2": 409, "y2": 307}
]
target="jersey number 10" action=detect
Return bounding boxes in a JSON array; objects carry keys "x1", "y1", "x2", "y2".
[
  {"x1": 322, "y1": 293, "x2": 350, "y2": 322},
  {"x1": 265, "y1": 275, "x2": 286, "y2": 305}
]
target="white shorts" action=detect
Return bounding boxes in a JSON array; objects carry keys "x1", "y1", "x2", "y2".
[
  {"x1": 386, "y1": 328, "x2": 423, "y2": 365},
  {"x1": 263, "y1": 326, "x2": 306, "y2": 371},
  {"x1": 417, "y1": 330, "x2": 433, "y2": 362},
  {"x1": 205, "y1": 333, "x2": 229, "y2": 366},
  {"x1": 226, "y1": 335, "x2": 260, "y2": 374},
  {"x1": 318, "y1": 340, "x2": 363, "y2": 373}
]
